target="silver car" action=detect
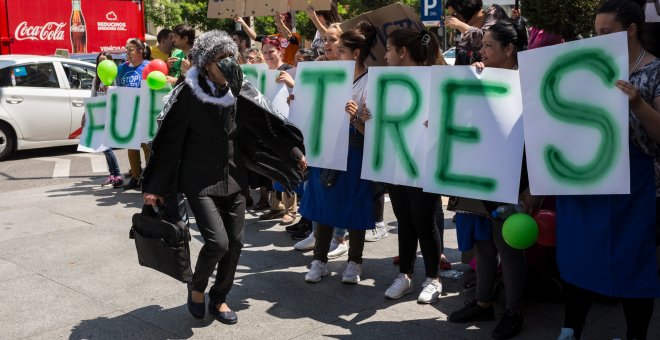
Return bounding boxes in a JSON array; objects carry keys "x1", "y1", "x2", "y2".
[{"x1": 0, "y1": 55, "x2": 96, "y2": 160}]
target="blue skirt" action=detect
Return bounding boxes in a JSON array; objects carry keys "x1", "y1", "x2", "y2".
[
  {"x1": 299, "y1": 146, "x2": 375, "y2": 230},
  {"x1": 556, "y1": 144, "x2": 660, "y2": 298},
  {"x1": 455, "y1": 213, "x2": 493, "y2": 252}
]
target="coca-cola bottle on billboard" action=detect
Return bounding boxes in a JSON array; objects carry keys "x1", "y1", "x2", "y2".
[{"x1": 70, "y1": 0, "x2": 87, "y2": 53}]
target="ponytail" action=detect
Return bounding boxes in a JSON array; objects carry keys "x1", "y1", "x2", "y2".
[{"x1": 340, "y1": 21, "x2": 377, "y2": 64}]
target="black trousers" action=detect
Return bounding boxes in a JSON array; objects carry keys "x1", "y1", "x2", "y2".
[
  {"x1": 387, "y1": 184, "x2": 441, "y2": 278},
  {"x1": 435, "y1": 197, "x2": 445, "y2": 252},
  {"x1": 314, "y1": 224, "x2": 366, "y2": 264},
  {"x1": 187, "y1": 192, "x2": 245, "y2": 305},
  {"x1": 563, "y1": 282, "x2": 655, "y2": 340}
]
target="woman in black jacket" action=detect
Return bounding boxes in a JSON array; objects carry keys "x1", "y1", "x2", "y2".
[{"x1": 142, "y1": 30, "x2": 305, "y2": 325}]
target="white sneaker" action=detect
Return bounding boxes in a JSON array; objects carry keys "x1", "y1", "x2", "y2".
[
  {"x1": 328, "y1": 240, "x2": 348, "y2": 258},
  {"x1": 365, "y1": 222, "x2": 388, "y2": 242},
  {"x1": 342, "y1": 261, "x2": 362, "y2": 284},
  {"x1": 329, "y1": 237, "x2": 340, "y2": 252},
  {"x1": 305, "y1": 260, "x2": 329, "y2": 283},
  {"x1": 418, "y1": 278, "x2": 441, "y2": 303},
  {"x1": 556, "y1": 328, "x2": 576, "y2": 340},
  {"x1": 384, "y1": 273, "x2": 414, "y2": 299},
  {"x1": 294, "y1": 232, "x2": 316, "y2": 251}
]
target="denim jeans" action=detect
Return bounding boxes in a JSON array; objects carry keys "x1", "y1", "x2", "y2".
[{"x1": 103, "y1": 149, "x2": 120, "y2": 176}]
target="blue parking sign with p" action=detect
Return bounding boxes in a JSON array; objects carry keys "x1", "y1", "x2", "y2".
[{"x1": 421, "y1": 0, "x2": 442, "y2": 26}]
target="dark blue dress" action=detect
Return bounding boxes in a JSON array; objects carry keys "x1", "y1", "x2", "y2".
[
  {"x1": 556, "y1": 143, "x2": 660, "y2": 298},
  {"x1": 299, "y1": 125, "x2": 375, "y2": 230}
]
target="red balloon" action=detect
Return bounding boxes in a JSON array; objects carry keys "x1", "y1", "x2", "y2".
[
  {"x1": 534, "y1": 210, "x2": 556, "y2": 247},
  {"x1": 141, "y1": 63, "x2": 153, "y2": 80},
  {"x1": 149, "y1": 59, "x2": 169, "y2": 75}
]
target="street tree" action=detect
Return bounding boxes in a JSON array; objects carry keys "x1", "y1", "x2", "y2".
[{"x1": 522, "y1": 0, "x2": 600, "y2": 40}]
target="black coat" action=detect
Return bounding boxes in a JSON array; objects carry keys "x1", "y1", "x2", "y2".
[{"x1": 142, "y1": 66, "x2": 304, "y2": 198}]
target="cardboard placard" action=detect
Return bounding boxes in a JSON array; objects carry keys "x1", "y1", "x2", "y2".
[
  {"x1": 207, "y1": 0, "x2": 329, "y2": 19},
  {"x1": 288, "y1": 0, "x2": 331, "y2": 11},
  {"x1": 341, "y1": 3, "x2": 425, "y2": 67},
  {"x1": 207, "y1": 0, "x2": 242, "y2": 19},
  {"x1": 247, "y1": 0, "x2": 281, "y2": 17}
]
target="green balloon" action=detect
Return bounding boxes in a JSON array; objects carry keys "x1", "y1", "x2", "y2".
[
  {"x1": 97, "y1": 60, "x2": 117, "y2": 86},
  {"x1": 502, "y1": 213, "x2": 539, "y2": 249},
  {"x1": 146, "y1": 71, "x2": 167, "y2": 90}
]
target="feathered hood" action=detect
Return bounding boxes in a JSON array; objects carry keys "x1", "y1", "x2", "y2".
[{"x1": 184, "y1": 66, "x2": 236, "y2": 107}]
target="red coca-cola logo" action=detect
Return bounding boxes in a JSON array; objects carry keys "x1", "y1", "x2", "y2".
[{"x1": 14, "y1": 21, "x2": 66, "y2": 41}]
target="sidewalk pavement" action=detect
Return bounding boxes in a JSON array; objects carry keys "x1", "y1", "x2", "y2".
[{"x1": 0, "y1": 178, "x2": 658, "y2": 339}]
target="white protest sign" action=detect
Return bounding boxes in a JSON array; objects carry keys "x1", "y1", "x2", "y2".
[
  {"x1": 241, "y1": 63, "x2": 267, "y2": 92},
  {"x1": 289, "y1": 60, "x2": 355, "y2": 170},
  {"x1": 138, "y1": 87, "x2": 169, "y2": 143},
  {"x1": 262, "y1": 69, "x2": 291, "y2": 117},
  {"x1": 78, "y1": 96, "x2": 108, "y2": 152},
  {"x1": 519, "y1": 32, "x2": 630, "y2": 195},
  {"x1": 362, "y1": 66, "x2": 430, "y2": 187},
  {"x1": 423, "y1": 66, "x2": 525, "y2": 204},
  {"x1": 102, "y1": 87, "x2": 143, "y2": 150}
]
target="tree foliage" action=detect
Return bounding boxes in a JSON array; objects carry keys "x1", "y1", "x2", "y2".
[{"x1": 522, "y1": 0, "x2": 600, "y2": 39}]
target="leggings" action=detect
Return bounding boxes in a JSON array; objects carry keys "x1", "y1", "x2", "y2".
[
  {"x1": 388, "y1": 185, "x2": 442, "y2": 278},
  {"x1": 313, "y1": 224, "x2": 365, "y2": 264},
  {"x1": 563, "y1": 282, "x2": 655, "y2": 340}
]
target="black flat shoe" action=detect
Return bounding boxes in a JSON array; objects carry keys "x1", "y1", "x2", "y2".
[
  {"x1": 208, "y1": 302, "x2": 238, "y2": 325},
  {"x1": 187, "y1": 288, "x2": 205, "y2": 319}
]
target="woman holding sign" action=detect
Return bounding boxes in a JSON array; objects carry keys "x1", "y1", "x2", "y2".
[
  {"x1": 556, "y1": 1, "x2": 660, "y2": 339},
  {"x1": 445, "y1": 21, "x2": 532, "y2": 340},
  {"x1": 300, "y1": 21, "x2": 378, "y2": 285},
  {"x1": 257, "y1": 35, "x2": 298, "y2": 224},
  {"x1": 117, "y1": 38, "x2": 151, "y2": 190},
  {"x1": 371, "y1": 28, "x2": 445, "y2": 304}
]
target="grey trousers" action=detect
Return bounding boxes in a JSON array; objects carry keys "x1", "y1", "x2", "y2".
[{"x1": 475, "y1": 219, "x2": 526, "y2": 311}]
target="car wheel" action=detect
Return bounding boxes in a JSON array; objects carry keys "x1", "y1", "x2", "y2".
[{"x1": 0, "y1": 122, "x2": 15, "y2": 161}]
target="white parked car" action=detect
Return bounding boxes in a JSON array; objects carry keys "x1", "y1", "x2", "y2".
[
  {"x1": 443, "y1": 47, "x2": 456, "y2": 66},
  {"x1": 0, "y1": 55, "x2": 96, "y2": 160}
]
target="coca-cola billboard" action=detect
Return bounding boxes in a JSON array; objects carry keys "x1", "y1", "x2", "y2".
[
  {"x1": 14, "y1": 22, "x2": 67, "y2": 41},
  {"x1": 2, "y1": 0, "x2": 144, "y2": 55}
]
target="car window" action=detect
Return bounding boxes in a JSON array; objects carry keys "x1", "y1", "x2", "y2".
[
  {"x1": 0, "y1": 63, "x2": 60, "y2": 88},
  {"x1": 62, "y1": 63, "x2": 96, "y2": 90}
]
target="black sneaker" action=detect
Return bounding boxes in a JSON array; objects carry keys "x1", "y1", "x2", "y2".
[
  {"x1": 286, "y1": 217, "x2": 310, "y2": 233},
  {"x1": 448, "y1": 300, "x2": 495, "y2": 323},
  {"x1": 291, "y1": 220, "x2": 312, "y2": 240},
  {"x1": 123, "y1": 177, "x2": 141, "y2": 191},
  {"x1": 491, "y1": 309, "x2": 523, "y2": 340},
  {"x1": 285, "y1": 222, "x2": 301, "y2": 233}
]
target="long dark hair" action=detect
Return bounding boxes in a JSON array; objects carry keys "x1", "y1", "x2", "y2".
[
  {"x1": 444, "y1": 0, "x2": 483, "y2": 22},
  {"x1": 388, "y1": 28, "x2": 440, "y2": 66},
  {"x1": 339, "y1": 21, "x2": 377, "y2": 65},
  {"x1": 487, "y1": 20, "x2": 528, "y2": 61},
  {"x1": 94, "y1": 51, "x2": 113, "y2": 91},
  {"x1": 316, "y1": 0, "x2": 342, "y2": 24},
  {"x1": 597, "y1": 0, "x2": 646, "y2": 41}
]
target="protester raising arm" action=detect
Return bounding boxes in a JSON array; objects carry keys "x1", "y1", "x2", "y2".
[
  {"x1": 234, "y1": 16, "x2": 258, "y2": 41},
  {"x1": 274, "y1": 12, "x2": 293, "y2": 40},
  {"x1": 305, "y1": 5, "x2": 329, "y2": 36}
]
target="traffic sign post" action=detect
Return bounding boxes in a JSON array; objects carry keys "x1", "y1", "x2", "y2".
[{"x1": 420, "y1": 0, "x2": 442, "y2": 27}]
